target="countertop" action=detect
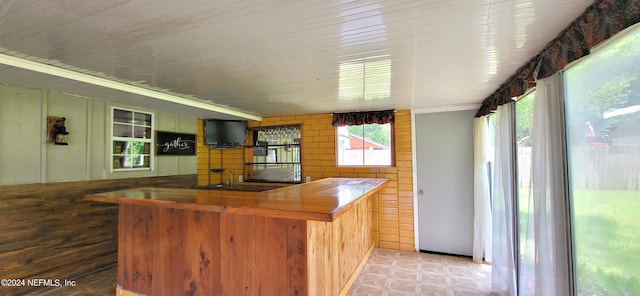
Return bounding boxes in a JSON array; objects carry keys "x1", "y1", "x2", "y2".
[{"x1": 84, "y1": 177, "x2": 388, "y2": 222}]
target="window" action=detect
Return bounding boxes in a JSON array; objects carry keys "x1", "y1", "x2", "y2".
[
  {"x1": 336, "y1": 123, "x2": 392, "y2": 166},
  {"x1": 111, "y1": 107, "x2": 153, "y2": 171},
  {"x1": 333, "y1": 110, "x2": 394, "y2": 167},
  {"x1": 338, "y1": 56, "x2": 391, "y2": 101},
  {"x1": 514, "y1": 91, "x2": 535, "y2": 294},
  {"x1": 564, "y1": 25, "x2": 640, "y2": 295}
]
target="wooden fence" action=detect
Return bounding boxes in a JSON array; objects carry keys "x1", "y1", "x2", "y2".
[
  {"x1": 517, "y1": 146, "x2": 640, "y2": 191},
  {"x1": 338, "y1": 150, "x2": 391, "y2": 166}
]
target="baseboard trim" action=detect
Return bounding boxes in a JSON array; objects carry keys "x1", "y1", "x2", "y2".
[
  {"x1": 116, "y1": 285, "x2": 141, "y2": 296},
  {"x1": 419, "y1": 249, "x2": 472, "y2": 259}
]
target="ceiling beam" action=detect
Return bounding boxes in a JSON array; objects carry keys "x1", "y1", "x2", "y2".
[{"x1": 0, "y1": 52, "x2": 262, "y2": 121}]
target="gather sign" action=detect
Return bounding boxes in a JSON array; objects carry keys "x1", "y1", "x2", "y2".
[{"x1": 155, "y1": 131, "x2": 196, "y2": 155}]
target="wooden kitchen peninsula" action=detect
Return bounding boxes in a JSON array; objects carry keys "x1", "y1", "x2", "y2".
[{"x1": 84, "y1": 177, "x2": 388, "y2": 296}]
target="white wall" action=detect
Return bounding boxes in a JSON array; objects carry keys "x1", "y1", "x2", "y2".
[
  {"x1": 0, "y1": 83, "x2": 197, "y2": 185},
  {"x1": 155, "y1": 110, "x2": 198, "y2": 176},
  {"x1": 46, "y1": 91, "x2": 90, "y2": 182},
  {"x1": 0, "y1": 85, "x2": 43, "y2": 185}
]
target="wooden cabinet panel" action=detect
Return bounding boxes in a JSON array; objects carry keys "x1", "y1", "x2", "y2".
[
  {"x1": 220, "y1": 214, "x2": 256, "y2": 295},
  {"x1": 182, "y1": 210, "x2": 221, "y2": 295},
  {"x1": 93, "y1": 178, "x2": 386, "y2": 295},
  {"x1": 307, "y1": 192, "x2": 376, "y2": 296},
  {"x1": 118, "y1": 204, "x2": 155, "y2": 294},
  {"x1": 118, "y1": 208, "x2": 309, "y2": 296}
]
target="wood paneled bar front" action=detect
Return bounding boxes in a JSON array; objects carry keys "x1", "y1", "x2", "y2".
[{"x1": 84, "y1": 177, "x2": 388, "y2": 296}]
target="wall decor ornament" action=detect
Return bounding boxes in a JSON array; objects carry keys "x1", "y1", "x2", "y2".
[
  {"x1": 47, "y1": 116, "x2": 69, "y2": 145},
  {"x1": 155, "y1": 131, "x2": 196, "y2": 155}
]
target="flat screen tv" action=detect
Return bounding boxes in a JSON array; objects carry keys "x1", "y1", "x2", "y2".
[{"x1": 203, "y1": 119, "x2": 246, "y2": 148}]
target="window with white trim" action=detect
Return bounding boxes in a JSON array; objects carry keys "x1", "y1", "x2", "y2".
[
  {"x1": 336, "y1": 123, "x2": 393, "y2": 166},
  {"x1": 333, "y1": 110, "x2": 394, "y2": 166},
  {"x1": 111, "y1": 107, "x2": 153, "y2": 171}
]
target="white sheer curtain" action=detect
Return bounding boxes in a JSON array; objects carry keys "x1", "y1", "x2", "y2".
[
  {"x1": 528, "y1": 73, "x2": 573, "y2": 296},
  {"x1": 492, "y1": 104, "x2": 517, "y2": 295},
  {"x1": 473, "y1": 116, "x2": 492, "y2": 263}
]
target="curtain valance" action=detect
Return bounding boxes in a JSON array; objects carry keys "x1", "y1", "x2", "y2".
[
  {"x1": 476, "y1": 0, "x2": 640, "y2": 117},
  {"x1": 331, "y1": 110, "x2": 395, "y2": 126}
]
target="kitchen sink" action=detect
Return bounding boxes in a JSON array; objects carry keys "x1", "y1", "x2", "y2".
[{"x1": 198, "y1": 184, "x2": 281, "y2": 192}]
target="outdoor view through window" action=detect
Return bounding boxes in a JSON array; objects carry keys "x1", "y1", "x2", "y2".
[
  {"x1": 515, "y1": 91, "x2": 535, "y2": 293},
  {"x1": 337, "y1": 123, "x2": 392, "y2": 166},
  {"x1": 514, "y1": 25, "x2": 640, "y2": 295},
  {"x1": 564, "y1": 25, "x2": 640, "y2": 295}
]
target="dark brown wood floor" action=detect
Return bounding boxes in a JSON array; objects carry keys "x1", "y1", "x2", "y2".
[{"x1": 24, "y1": 265, "x2": 117, "y2": 296}]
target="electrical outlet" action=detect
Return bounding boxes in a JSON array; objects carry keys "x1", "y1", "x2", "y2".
[
  {"x1": 305, "y1": 176, "x2": 311, "y2": 183},
  {"x1": 238, "y1": 175, "x2": 243, "y2": 182}
]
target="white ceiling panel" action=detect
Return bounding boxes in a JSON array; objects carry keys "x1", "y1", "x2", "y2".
[{"x1": 0, "y1": 0, "x2": 594, "y2": 118}]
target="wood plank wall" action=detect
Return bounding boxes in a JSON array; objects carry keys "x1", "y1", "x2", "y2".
[
  {"x1": 197, "y1": 110, "x2": 415, "y2": 252},
  {"x1": 307, "y1": 192, "x2": 376, "y2": 296},
  {"x1": 0, "y1": 175, "x2": 197, "y2": 296}
]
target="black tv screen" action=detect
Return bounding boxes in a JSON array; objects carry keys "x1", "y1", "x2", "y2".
[{"x1": 203, "y1": 119, "x2": 246, "y2": 148}]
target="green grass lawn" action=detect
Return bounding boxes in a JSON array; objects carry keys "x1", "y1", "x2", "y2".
[
  {"x1": 572, "y1": 190, "x2": 640, "y2": 295},
  {"x1": 518, "y1": 189, "x2": 640, "y2": 295}
]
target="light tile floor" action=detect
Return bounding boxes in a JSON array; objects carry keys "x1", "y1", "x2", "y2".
[{"x1": 348, "y1": 248, "x2": 493, "y2": 296}]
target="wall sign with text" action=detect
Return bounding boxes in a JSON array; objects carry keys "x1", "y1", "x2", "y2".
[{"x1": 155, "y1": 131, "x2": 196, "y2": 155}]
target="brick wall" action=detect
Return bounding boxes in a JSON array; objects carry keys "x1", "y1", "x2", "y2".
[{"x1": 196, "y1": 110, "x2": 415, "y2": 251}]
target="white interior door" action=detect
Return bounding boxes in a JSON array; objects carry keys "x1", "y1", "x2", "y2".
[{"x1": 415, "y1": 110, "x2": 475, "y2": 256}]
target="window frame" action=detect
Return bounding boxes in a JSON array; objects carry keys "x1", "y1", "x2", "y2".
[
  {"x1": 561, "y1": 24, "x2": 640, "y2": 295},
  {"x1": 335, "y1": 122, "x2": 395, "y2": 167},
  {"x1": 110, "y1": 106, "x2": 154, "y2": 172}
]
